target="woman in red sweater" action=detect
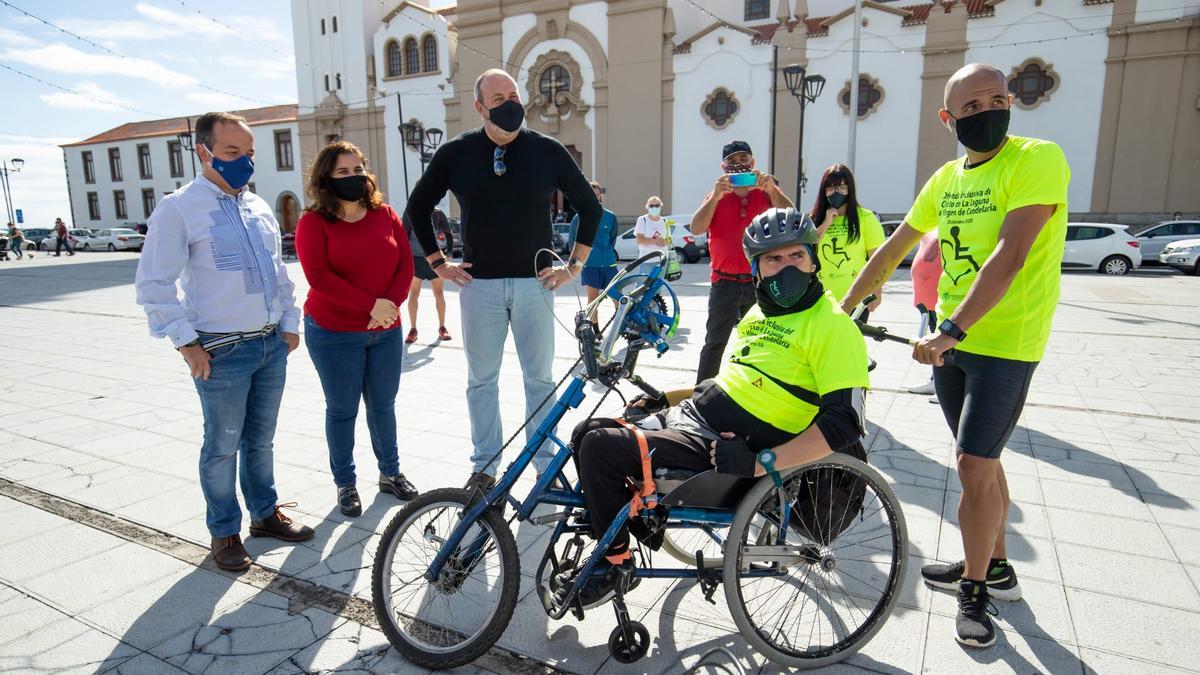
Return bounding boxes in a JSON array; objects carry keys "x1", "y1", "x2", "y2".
[{"x1": 296, "y1": 141, "x2": 418, "y2": 517}]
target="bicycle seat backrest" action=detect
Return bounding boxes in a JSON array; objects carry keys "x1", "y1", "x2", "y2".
[{"x1": 656, "y1": 470, "x2": 757, "y2": 510}]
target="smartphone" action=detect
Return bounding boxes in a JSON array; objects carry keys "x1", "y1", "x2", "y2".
[{"x1": 727, "y1": 172, "x2": 757, "y2": 188}]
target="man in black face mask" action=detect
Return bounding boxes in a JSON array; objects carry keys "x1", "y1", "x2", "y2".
[
  {"x1": 567, "y1": 207, "x2": 870, "y2": 607},
  {"x1": 406, "y1": 68, "x2": 603, "y2": 493},
  {"x1": 842, "y1": 62, "x2": 1070, "y2": 649}
]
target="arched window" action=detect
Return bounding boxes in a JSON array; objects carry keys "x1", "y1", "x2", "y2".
[
  {"x1": 422, "y1": 35, "x2": 438, "y2": 72},
  {"x1": 1007, "y1": 59, "x2": 1059, "y2": 108},
  {"x1": 335, "y1": 73, "x2": 342, "y2": 89},
  {"x1": 538, "y1": 65, "x2": 571, "y2": 102},
  {"x1": 386, "y1": 40, "x2": 402, "y2": 78},
  {"x1": 404, "y1": 38, "x2": 419, "y2": 75}
]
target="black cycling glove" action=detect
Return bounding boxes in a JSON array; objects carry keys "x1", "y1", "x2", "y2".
[
  {"x1": 712, "y1": 436, "x2": 758, "y2": 477},
  {"x1": 628, "y1": 390, "x2": 669, "y2": 414}
]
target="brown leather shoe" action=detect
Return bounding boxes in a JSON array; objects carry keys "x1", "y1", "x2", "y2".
[
  {"x1": 211, "y1": 535, "x2": 251, "y2": 571},
  {"x1": 248, "y1": 503, "x2": 314, "y2": 542}
]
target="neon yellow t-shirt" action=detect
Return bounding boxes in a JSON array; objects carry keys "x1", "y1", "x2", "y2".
[
  {"x1": 905, "y1": 135, "x2": 1070, "y2": 362},
  {"x1": 816, "y1": 206, "x2": 886, "y2": 301},
  {"x1": 714, "y1": 294, "x2": 870, "y2": 434}
]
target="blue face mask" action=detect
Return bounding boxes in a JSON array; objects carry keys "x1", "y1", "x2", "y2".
[{"x1": 204, "y1": 145, "x2": 255, "y2": 190}]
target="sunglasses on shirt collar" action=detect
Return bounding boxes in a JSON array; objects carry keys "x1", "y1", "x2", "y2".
[{"x1": 493, "y1": 146, "x2": 506, "y2": 177}]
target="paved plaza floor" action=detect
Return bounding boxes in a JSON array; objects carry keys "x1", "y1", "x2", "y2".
[{"x1": 0, "y1": 253, "x2": 1197, "y2": 674}]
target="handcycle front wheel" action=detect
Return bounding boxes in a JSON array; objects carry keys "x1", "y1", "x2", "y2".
[
  {"x1": 723, "y1": 454, "x2": 908, "y2": 669},
  {"x1": 372, "y1": 488, "x2": 520, "y2": 670}
]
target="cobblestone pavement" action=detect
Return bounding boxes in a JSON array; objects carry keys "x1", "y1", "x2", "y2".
[{"x1": 0, "y1": 253, "x2": 1197, "y2": 674}]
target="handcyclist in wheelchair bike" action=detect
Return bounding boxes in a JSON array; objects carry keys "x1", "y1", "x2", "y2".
[
  {"x1": 569, "y1": 205, "x2": 872, "y2": 606},
  {"x1": 371, "y1": 205, "x2": 908, "y2": 670}
]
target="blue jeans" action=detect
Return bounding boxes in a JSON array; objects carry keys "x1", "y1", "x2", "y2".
[
  {"x1": 459, "y1": 277, "x2": 556, "y2": 475},
  {"x1": 9, "y1": 238, "x2": 23, "y2": 259},
  {"x1": 303, "y1": 315, "x2": 404, "y2": 487},
  {"x1": 193, "y1": 329, "x2": 287, "y2": 538}
]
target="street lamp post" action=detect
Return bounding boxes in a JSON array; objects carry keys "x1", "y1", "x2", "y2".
[
  {"x1": 782, "y1": 65, "x2": 826, "y2": 203},
  {"x1": 0, "y1": 158, "x2": 25, "y2": 225},
  {"x1": 401, "y1": 122, "x2": 443, "y2": 174},
  {"x1": 177, "y1": 118, "x2": 197, "y2": 179}
]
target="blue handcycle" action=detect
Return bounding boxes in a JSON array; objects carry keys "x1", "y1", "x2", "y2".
[{"x1": 371, "y1": 254, "x2": 909, "y2": 669}]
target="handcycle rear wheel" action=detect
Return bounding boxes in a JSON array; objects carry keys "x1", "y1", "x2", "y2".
[
  {"x1": 372, "y1": 488, "x2": 520, "y2": 670},
  {"x1": 723, "y1": 455, "x2": 908, "y2": 669}
]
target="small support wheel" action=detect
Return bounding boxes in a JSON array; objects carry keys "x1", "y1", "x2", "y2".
[{"x1": 608, "y1": 621, "x2": 650, "y2": 663}]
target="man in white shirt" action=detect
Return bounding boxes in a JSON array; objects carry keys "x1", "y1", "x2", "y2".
[
  {"x1": 136, "y1": 111, "x2": 313, "y2": 572},
  {"x1": 634, "y1": 195, "x2": 669, "y2": 271}
]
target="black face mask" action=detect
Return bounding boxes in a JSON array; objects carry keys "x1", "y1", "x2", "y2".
[
  {"x1": 330, "y1": 175, "x2": 368, "y2": 202},
  {"x1": 486, "y1": 99, "x2": 525, "y2": 133},
  {"x1": 827, "y1": 192, "x2": 848, "y2": 209},
  {"x1": 951, "y1": 108, "x2": 1010, "y2": 153},
  {"x1": 755, "y1": 264, "x2": 825, "y2": 316}
]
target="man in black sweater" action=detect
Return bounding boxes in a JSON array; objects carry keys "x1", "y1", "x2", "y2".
[{"x1": 407, "y1": 68, "x2": 602, "y2": 491}]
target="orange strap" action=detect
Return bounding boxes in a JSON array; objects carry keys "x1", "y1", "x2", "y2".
[{"x1": 615, "y1": 418, "x2": 657, "y2": 516}]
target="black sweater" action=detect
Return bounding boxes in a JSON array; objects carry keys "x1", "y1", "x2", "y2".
[{"x1": 406, "y1": 127, "x2": 602, "y2": 279}]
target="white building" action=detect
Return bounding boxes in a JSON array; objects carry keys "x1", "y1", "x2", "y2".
[
  {"x1": 290, "y1": 0, "x2": 1200, "y2": 223},
  {"x1": 60, "y1": 105, "x2": 305, "y2": 233}
]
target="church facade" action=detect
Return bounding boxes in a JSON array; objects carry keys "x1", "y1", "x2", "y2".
[{"x1": 291, "y1": 0, "x2": 1199, "y2": 223}]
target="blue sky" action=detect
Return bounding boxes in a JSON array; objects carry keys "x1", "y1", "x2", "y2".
[{"x1": 0, "y1": 0, "x2": 298, "y2": 229}]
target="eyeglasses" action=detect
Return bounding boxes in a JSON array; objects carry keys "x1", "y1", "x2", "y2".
[
  {"x1": 825, "y1": 185, "x2": 849, "y2": 194},
  {"x1": 493, "y1": 146, "x2": 506, "y2": 177}
]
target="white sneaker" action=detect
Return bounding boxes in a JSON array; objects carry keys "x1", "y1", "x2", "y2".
[{"x1": 908, "y1": 380, "x2": 935, "y2": 395}]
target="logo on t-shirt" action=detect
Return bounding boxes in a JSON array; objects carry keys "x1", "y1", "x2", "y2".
[
  {"x1": 939, "y1": 225, "x2": 980, "y2": 285},
  {"x1": 820, "y1": 237, "x2": 851, "y2": 269}
]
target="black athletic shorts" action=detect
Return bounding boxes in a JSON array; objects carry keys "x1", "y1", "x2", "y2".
[
  {"x1": 413, "y1": 255, "x2": 437, "y2": 281},
  {"x1": 933, "y1": 350, "x2": 1038, "y2": 459}
]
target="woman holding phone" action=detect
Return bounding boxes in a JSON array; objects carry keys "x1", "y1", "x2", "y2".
[
  {"x1": 295, "y1": 141, "x2": 419, "y2": 518},
  {"x1": 809, "y1": 164, "x2": 886, "y2": 319}
]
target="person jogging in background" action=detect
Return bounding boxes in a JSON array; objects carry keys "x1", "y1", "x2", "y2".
[{"x1": 841, "y1": 62, "x2": 1070, "y2": 649}]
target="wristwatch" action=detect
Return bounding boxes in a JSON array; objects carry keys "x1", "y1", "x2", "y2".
[
  {"x1": 938, "y1": 318, "x2": 967, "y2": 342},
  {"x1": 567, "y1": 256, "x2": 584, "y2": 272},
  {"x1": 177, "y1": 338, "x2": 201, "y2": 351}
]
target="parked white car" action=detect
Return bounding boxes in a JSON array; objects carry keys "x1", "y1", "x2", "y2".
[
  {"x1": 615, "y1": 215, "x2": 706, "y2": 263},
  {"x1": 1134, "y1": 220, "x2": 1200, "y2": 262},
  {"x1": 87, "y1": 228, "x2": 145, "y2": 252},
  {"x1": 1159, "y1": 237, "x2": 1200, "y2": 276},
  {"x1": 1062, "y1": 223, "x2": 1141, "y2": 275},
  {"x1": 41, "y1": 228, "x2": 97, "y2": 251}
]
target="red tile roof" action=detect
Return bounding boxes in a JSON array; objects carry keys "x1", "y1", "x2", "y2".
[
  {"x1": 900, "y1": 1, "x2": 996, "y2": 27},
  {"x1": 60, "y1": 104, "x2": 298, "y2": 148}
]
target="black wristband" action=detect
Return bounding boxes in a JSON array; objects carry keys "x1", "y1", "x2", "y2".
[
  {"x1": 430, "y1": 257, "x2": 446, "y2": 270},
  {"x1": 177, "y1": 338, "x2": 200, "y2": 351}
]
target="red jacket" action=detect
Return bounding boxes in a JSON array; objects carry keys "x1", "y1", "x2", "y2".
[{"x1": 295, "y1": 204, "x2": 414, "y2": 331}]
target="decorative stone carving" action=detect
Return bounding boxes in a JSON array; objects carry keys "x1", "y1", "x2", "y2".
[
  {"x1": 701, "y1": 88, "x2": 740, "y2": 129},
  {"x1": 526, "y1": 50, "x2": 590, "y2": 134}
]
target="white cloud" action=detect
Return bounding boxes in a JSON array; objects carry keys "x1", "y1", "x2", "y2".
[
  {"x1": 1, "y1": 43, "x2": 197, "y2": 89},
  {"x1": 57, "y1": 3, "x2": 288, "y2": 45},
  {"x1": 39, "y1": 81, "x2": 131, "y2": 112},
  {"x1": 217, "y1": 54, "x2": 294, "y2": 81},
  {"x1": 0, "y1": 135, "x2": 78, "y2": 229},
  {"x1": 0, "y1": 27, "x2": 40, "y2": 48},
  {"x1": 185, "y1": 91, "x2": 243, "y2": 107}
]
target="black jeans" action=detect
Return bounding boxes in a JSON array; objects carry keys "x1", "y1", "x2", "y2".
[
  {"x1": 55, "y1": 236, "x2": 74, "y2": 255},
  {"x1": 571, "y1": 418, "x2": 713, "y2": 555},
  {"x1": 696, "y1": 279, "x2": 756, "y2": 383}
]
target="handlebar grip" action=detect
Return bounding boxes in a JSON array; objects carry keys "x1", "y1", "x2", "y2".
[
  {"x1": 578, "y1": 320, "x2": 600, "y2": 380},
  {"x1": 630, "y1": 375, "x2": 664, "y2": 401}
]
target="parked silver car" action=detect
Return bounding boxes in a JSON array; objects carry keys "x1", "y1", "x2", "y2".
[
  {"x1": 1160, "y1": 238, "x2": 1200, "y2": 276},
  {"x1": 1135, "y1": 220, "x2": 1200, "y2": 262}
]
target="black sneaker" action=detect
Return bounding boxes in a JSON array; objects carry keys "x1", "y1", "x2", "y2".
[
  {"x1": 464, "y1": 471, "x2": 496, "y2": 495},
  {"x1": 922, "y1": 559, "x2": 1022, "y2": 602},
  {"x1": 574, "y1": 560, "x2": 641, "y2": 610},
  {"x1": 379, "y1": 474, "x2": 418, "y2": 500},
  {"x1": 337, "y1": 486, "x2": 362, "y2": 517},
  {"x1": 955, "y1": 580, "x2": 998, "y2": 648}
]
